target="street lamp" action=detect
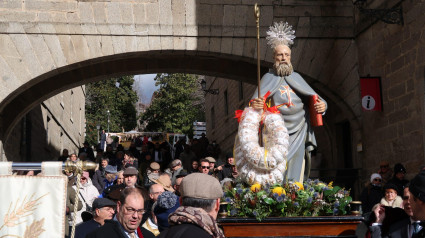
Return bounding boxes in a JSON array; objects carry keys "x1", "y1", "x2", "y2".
[
  {"x1": 200, "y1": 79, "x2": 219, "y2": 95},
  {"x1": 107, "y1": 110, "x2": 110, "y2": 133},
  {"x1": 96, "y1": 123, "x2": 100, "y2": 143}
]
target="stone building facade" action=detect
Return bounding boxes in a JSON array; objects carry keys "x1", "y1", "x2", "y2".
[{"x1": 3, "y1": 87, "x2": 86, "y2": 162}]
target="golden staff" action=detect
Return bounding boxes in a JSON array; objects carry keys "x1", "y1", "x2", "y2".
[
  {"x1": 254, "y1": 3, "x2": 263, "y2": 146},
  {"x1": 254, "y1": 3, "x2": 261, "y2": 98}
]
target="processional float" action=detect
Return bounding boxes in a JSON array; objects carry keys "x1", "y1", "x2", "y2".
[{"x1": 218, "y1": 4, "x2": 362, "y2": 237}]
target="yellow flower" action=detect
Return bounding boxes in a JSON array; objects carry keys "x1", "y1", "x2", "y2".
[
  {"x1": 250, "y1": 183, "x2": 261, "y2": 193},
  {"x1": 294, "y1": 182, "x2": 304, "y2": 191},
  {"x1": 272, "y1": 187, "x2": 286, "y2": 196},
  {"x1": 328, "y1": 181, "x2": 334, "y2": 188},
  {"x1": 317, "y1": 182, "x2": 326, "y2": 188}
]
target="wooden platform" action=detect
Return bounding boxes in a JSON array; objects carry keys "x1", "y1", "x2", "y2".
[{"x1": 218, "y1": 216, "x2": 364, "y2": 237}]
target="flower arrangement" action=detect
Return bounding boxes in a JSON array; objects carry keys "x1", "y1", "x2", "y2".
[{"x1": 223, "y1": 179, "x2": 352, "y2": 221}]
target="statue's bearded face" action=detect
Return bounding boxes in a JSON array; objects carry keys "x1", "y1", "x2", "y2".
[{"x1": 273, "y1": 44, "x2": 293, "y2": 76}]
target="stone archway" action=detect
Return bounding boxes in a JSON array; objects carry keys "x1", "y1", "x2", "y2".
[{"x1": 0, "y1": 0, "x2": 360, "y2": 166}]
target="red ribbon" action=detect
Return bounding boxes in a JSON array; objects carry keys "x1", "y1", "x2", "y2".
[{"x1": 234, "y1": 91, "x2": 280, "y2": 123}]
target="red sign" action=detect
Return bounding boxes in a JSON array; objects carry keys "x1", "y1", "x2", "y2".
[{"x1": 360, "y1": 77, "x2": 382, "y2": 111}]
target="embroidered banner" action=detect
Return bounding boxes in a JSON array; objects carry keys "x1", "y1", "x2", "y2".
[{"x1": 0, "y1": 175, "x2": 67, "y2": 238}]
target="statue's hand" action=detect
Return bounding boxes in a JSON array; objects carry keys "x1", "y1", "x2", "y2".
[
  {"x1": 314, "y1": 98, "x2": 326, "y2": 114},
  {"x1": 251, "y1": 98, "x2": 264, "y2": 111}
]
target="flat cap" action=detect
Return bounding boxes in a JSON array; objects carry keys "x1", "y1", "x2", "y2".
[
  {"x1": 409, "y1": 171, "x2": 425, "y2": 202},
  {"x1": 205, "y1": 157, "x2": 216, "y2": 163},
  {"x1": 150, "y1": 162, "x2": 160, "y2": 170},
  {"x1": 105, "y1": 165, "x2": 117, "y2": 174},
  {"x1": 123, "y1": 166, "x2": 138, "y2": 176},
  {"x1": 180, "y1": 173, "x2": 222, "y2": 199},
  {"x1": 92, "y1": 198, "x2": 116, "y2": 209}
]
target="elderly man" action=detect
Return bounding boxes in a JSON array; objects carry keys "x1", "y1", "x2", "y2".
[
  {"x1": 149, "y1": 183, "x2": 165, "y2": 202},
  {"x1": 106, "y1": 167, "x2": 141, "y2": 201},
  {"x1": 75, "y1": 198, "x2": 116, "y2": 238},
  {"x1": 159, "y1": 173, "x2": 225, "y2": 238},
  {"x1": 250, "y1": 23, "x2": 327, "y2": 182},
  {"x1": 170, "y1": 159, "x2": 186, "y2": 185},
  {"x1": 87, "y1": 188, "x2": 154, "y2": 238}
]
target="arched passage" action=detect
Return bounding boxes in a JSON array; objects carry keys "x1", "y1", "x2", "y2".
[{"x1": 0, "y1": 50, "x2": 273, "y2": 140}]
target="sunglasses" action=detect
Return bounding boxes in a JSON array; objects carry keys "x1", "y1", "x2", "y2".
[
  {"x1": 373, "y1": 178, "x2": 381, "y2": 182},
  {"x1": 201, "y1": 166, "x2": 209, "y2": 169},
  {"x1": 81, "y1": 177, "x2": 87, "y2": 180}
]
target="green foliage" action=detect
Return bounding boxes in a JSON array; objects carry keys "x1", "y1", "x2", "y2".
[
  {"x1": 223, "y1": 179, "x2": 352, "y2": 221},
  {"x1": 141, "y1": 74, "x2": 204, "y2": 135},
  {"x1": 85, "y1": 76, "x2": 138, "y2": 146}
]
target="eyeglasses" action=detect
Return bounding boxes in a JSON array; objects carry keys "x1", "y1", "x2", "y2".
[
  {"x1": 373, "y1": 178, "x2": 382, "y2": 182},
  {"x1": 201, "y1": 166, "x2": 209, "y2": 169},
  {"x1": 123, "y1": 206, "x2": 145, "y2": 216},
  {"x1": 402, "y1": 196, "x2": 409, "y2": 200}
]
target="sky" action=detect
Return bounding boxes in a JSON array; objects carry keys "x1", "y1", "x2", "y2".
[{"x1": 133, "y1": 74, "x2": 159, "y2": 104}]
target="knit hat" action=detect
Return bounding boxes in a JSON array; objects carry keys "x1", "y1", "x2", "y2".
[
  {"x1": 226, "y1": 152, "x2": 234, "y2": 159},
  {"x1": 370, "y1": 173, "x2": 382, "y2": 183},
  {"x1": 153, "y1": 191, "x2": 180, "y2": 231},
  {"x1": 394, "y1": 163, "x2": 406, "y2": 174},
  {"x1": 409, "y1": 171, "x2": 425, "y2": 202}
]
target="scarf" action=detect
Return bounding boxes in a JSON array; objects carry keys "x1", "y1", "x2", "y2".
[{"x1": 168, "y1": 206, "x2": 225, "y2": 238}]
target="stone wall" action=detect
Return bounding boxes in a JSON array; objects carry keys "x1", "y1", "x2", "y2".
[
  {"x1": 355, "y1": 0, "x2": 425, "y2": 181},
  {"x1": 3, "y1": 86, "x2": 85, "y2": 162}
]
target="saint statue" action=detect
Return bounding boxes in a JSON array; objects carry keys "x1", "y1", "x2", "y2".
[{"x1": 250, "y1": 22, "x2": 327, "y2": 182}]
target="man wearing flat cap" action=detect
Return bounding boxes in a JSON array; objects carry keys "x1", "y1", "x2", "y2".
[
  {"x1": 106, "y1": 166, "x2": 142, "y2": 201},
  {"x1": 409, "y1": 171, "x2": 425, "y2": 237},
  {"x1": 75, "y1": 198, "x2": 116, "y2": 238},
  {"x1": 158, "y1": 173, "x2": 225, "y2": 238}
]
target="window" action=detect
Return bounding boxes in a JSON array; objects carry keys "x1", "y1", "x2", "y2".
[
  {"x1": 224, "y1": 90, "x2": 228, "y2": 116},
  {"x1": 239, "y1": 81, "x2": 244, "y2": 101},
  {"x1": 211, "y1": 107, "x2": 215, "y2": 129}
]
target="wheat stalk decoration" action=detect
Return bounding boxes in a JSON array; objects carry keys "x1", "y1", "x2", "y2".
[
  {"x1": 23, "y1": 218, "x2": 45, "y2": 238},
  {"x1": 0, "y1": 193, "x2": 48, "y2": 232}
]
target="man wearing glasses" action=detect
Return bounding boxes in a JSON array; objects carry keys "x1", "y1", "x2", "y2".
[
  {"x1": 87, "y1": 188, "x2": 154, "y2": 238},
  {"x1": 199, "y1": 159, "x2": 210, "y2": 175}
]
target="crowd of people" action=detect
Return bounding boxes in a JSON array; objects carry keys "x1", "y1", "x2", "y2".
[
  {"x1": 17, "y1": 138, "x2": 425, "y2": 238},
  {"x1": 54, "y1": 134, "x2": 237, "y2": 238},
  {"x1": 360, "y1": 161, "x2": 425, "y2": 237}
]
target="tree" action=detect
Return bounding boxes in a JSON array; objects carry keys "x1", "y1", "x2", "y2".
[
  {"x1": 141, "y1": 73, "x2": 205, "y2": 137},
  {"x1": 85, "y1": 76, "x2": 138, "y2": 146}
]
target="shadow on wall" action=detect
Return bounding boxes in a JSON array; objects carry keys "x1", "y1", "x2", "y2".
[{"x1": 4, "y1": 105, "x2": 63, "y2": 162}]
